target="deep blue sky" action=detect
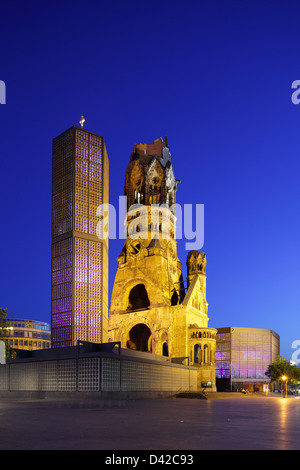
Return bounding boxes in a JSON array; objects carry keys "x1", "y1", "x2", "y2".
[{"x1": 1, "y1": 0, "x2": 300, "y2": 361}]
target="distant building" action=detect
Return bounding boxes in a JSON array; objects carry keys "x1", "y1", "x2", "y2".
[
  {"x1": 3, "y1": 318, "x2": 51, "y2": 351},
  {"x1": 51, "y1": 123, "x2": 109, "y2": 348},
  {"x1": 215, "y1": 327, "x2": 280, "y2": 392}
]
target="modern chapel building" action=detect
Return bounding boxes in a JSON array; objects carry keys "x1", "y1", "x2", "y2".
[
  {"x1": 51, "y1": 122, "x2": 109, "y2": 348},
  {"x1": 216, "y1": 327, "x2": 280, "y2": 392}
]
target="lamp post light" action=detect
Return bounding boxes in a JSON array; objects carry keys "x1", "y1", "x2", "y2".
[{"x1": 281, "y1": 375, "x2": 288, "y2": 398}]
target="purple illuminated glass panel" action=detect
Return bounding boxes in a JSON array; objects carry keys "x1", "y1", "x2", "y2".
[
  {"x1": 222, "y1": 361, "x2": 230, "y2": 369},
  {"x1": 256, "y1": 370, "x2": 265, "y2": 379},
  {"x1": 74, "y1": 129, "x2": 103, "y2": 236},
  {"x1": 51, "y1": 238, "x2": 73, "y2": 346},
  {"x1": 221, "y1": 351, "x2": 230, "y2": 360},
  {"x1": 221, "y1": 370, "x2": 230, "y2": 378},
  {"x1": 73, "y1": 238, "x2": 103, "y2": 344}
]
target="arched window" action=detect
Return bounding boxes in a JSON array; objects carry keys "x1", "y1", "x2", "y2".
[
  {"x1": 194, "y1": 344, "x2": 201, "y2": 364},
  {"x1": 162, "y1": 342, "x2": 168, "y2": 357},
  {"x1": 149, "y1": 179, "x2": 161, "y2": 205},
  {"x1": 127, "y1": 284, "x2": 150, "y2": 311},
  {"x1": 134, "y1": 189, "x2": 143, "y2": 204},
  {"x1": 204, "y1": 344, "x2": 209, "y2": 363},
  {"x1": 128, "y1": 323, "x2": 152, "y2": 352}
]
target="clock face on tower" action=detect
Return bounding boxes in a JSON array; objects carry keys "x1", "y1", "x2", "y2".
[{"x1": 127, "y1": 239, "x2": 143, "y2": 257}]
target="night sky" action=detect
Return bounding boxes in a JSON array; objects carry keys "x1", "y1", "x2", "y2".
[{"x1": 1, "y1": 0, "x2": 300, "y2": 361}]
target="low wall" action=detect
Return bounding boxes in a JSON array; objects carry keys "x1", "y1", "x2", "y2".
[{"x1": 0, "y1": 343, "x2": 197, "y2": 398}]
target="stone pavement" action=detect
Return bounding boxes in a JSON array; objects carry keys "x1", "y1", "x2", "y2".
[{"x1": 0, "y1": 394, "x2": 299, "y2": 450}]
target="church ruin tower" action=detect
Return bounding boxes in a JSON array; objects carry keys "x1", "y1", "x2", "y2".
[
  {"x1": 108, "y1": 137, "x2": 216, "y2": 390},
  {"x1": 111, "y1": 137, "x2": 184, "y2": 312}
]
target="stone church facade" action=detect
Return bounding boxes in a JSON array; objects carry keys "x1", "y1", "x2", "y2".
[{"x1": 108, "y1": 137, "x2": 216, "y2": 390}]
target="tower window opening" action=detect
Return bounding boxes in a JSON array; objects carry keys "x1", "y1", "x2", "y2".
[
  {"x1": 149, "y1": 181, "x2": 161, "y2": 205},
  {"x1": 127, "y1": 284, "x2": 150, "y2": 311},
  {"x1": 134, "y1": 190, "x2": 143, "y2": 204},
  {"x1": 171, "y1": 290, "x2": 178, "y2": 306}
]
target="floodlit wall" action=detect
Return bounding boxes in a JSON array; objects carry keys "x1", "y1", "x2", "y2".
[{"x1": 0, "y1": 350, "x2": 197, "y2": 394}]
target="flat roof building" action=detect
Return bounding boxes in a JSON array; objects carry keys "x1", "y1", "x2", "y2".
[
  {"x1": 215, "y1": 327, "x2": 280, "y2": 392},
  {"x1": 3, "y1": 318, "x2": 51, "y2": 351}
]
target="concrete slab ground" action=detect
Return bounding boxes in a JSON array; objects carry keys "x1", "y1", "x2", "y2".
[{"x1": 0, "y1": 394, "x2": 299, "y2": 450}]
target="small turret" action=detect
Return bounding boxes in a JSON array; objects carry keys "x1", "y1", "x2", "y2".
[{"x1": 187, "y1": 251, "x2": 207, "y2": 287}]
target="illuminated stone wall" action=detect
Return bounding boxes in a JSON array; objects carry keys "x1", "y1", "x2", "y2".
[{"x1": 109, "y1": 138, "x2": 216, "y2": 391}]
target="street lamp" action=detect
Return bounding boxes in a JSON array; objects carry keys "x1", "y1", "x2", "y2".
[{"x1": 281, "y1": 375, "x2": 288, "y2": 398}]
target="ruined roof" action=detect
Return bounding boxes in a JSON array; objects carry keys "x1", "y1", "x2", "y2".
[{"x1": 128, "y1": 137, "x2": 171, "y2": 168}]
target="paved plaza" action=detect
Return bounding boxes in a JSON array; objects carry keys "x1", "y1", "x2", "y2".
[{"x1": 0, "y1": 394, "x2": 299, "y2": 450}]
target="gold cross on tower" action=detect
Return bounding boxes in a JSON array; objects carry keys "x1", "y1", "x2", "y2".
[{"x1": 79, "y1": 116, "x2": 85, "y2": 128}]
